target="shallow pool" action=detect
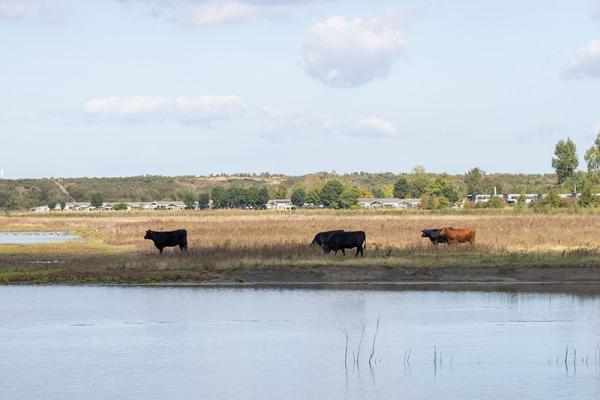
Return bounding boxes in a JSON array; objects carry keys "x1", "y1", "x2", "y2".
[{"x1": 0, "y1": 232, "x2": 81, "y2": 244}]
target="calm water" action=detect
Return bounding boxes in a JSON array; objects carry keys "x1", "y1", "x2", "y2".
[
  {"x1": 1, "y1": 285, "x2": 600, "y2": 399},
  {"x1": 0, "y1": 232, "x2": 81, "y2": 244}
]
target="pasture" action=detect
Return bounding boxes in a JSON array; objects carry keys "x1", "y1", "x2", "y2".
[{"x1": 2, "y1": 210, "x2": 600, "y2": 284}]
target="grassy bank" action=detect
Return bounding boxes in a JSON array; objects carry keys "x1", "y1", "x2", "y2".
[{"x1": 1, "y1": 210, "x2": 600, "y2": 284}]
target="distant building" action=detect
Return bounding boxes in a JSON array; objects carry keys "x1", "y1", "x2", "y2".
[
  {"x1": 266, "y1": 199, "x2": 294, "y2": 210},
  {"x1": 505, "y1": 194, "x2": 541, "y2": 205},
  {"x1": 142, "y1": 201, "x2": 186, "y2": 211},
  {"x1": 357, "y1": 198, "x2": 421, "y2": 209}
]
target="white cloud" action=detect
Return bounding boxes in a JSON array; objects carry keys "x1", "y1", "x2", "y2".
[
  {"x1": 118, "y1": 0, "x2": 331, "y2": 25},
  {"x1": 592, "y1": 0, "x2": 600, "y2": 19},
  {"x1": 564, "y1": 40, "x2": 600, "y2": 78},
  {"x1": 84, "y1": 95, "x2": 247, "y2": 125},
  {"x1": 297, "y1": 14, "x2": 407, "y2": 88},
  {"x1": 184, "y1": 2, "x2": 284, "y2": 25},
  {"x1": 0, "y1": 0, "x2": 28, "y2": 20},
  {"x1": 260, "y1": 106, "x2": 398, "y2": 139},
  {"x1": 351, "y1": 116, "x2": 398, "y2": 137}
]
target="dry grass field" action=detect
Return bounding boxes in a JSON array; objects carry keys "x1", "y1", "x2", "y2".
[{"x1": 2, "y1": 210, "x2": 600, "y2": 284}]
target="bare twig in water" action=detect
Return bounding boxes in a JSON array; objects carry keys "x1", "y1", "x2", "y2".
[
  {"x1": 356, "y1": 320, "x2": 366, "y2": 365},
  {"x1": 341, "y1": 328, "x2": 349, "y2": 367},
  {"x1": 368, "y1": 314, "x2": 381, "y2": 367}
]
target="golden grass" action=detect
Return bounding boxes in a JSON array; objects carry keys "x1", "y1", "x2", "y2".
[{"x1": 1, "y1": 210, "x2": 600, "y2": 284}]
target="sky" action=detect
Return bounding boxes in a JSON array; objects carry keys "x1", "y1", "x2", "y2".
[{"x1": 1, "y1": 0, "x2": 600, "y2": 178}]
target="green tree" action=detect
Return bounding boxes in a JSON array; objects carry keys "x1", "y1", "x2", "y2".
[
  {"x1": 424, "y1": 174, "x2": 460, "y2": 206},
  {"x1": 224, "y1": 187, "x2": 248, "y2": 208},
  {"x1": 244, "y1": 186, "x2": 269, "y2": 209},
  {"x1": 255, "y1": 187, "x2": 269, "y2": 209},
  {"x1": 211, "y1": 186, "x2": 226, "y2": 208},
  {"x1": 59, "y1": 200, "x2": 66, "y2": 211},
  {"x1": 305, "y1": 189, "x2": 321, "y2": 206},
  {"x1": 546, "y1": 188, "x2": 561, "y2": 208},
  {"x1": 291, "y1": 188, "x2": 306, "y2": 208},
  {"x1": 48, "y1": 201, "x2": 57, "y2": 210},
  {"x1": 584, "y1": 131, "x2": 600, "y2": 183},
  {"x1": 578, "y1": 176, "x2": 595, "y2": 208},
  {"x1": 90, "y1": 193, "x2": 104, "y2": 208},
  {"x1": 114, "y1": 202, "x2": 129, "y2": 211},
  {"x1": 38, "y1": 188, "x2": 49, "y2": 204},
  {"x1": 183, "y1": 193, "x2": 196, "y2": 210},
  {"x1": 485, "y1": 197, "x2": 506, "y2": 209},
  {"x1": 340, "y1": 186, "x2": 361, "y2": 208},
  {"x1": 270, "y1": 185, "x2": 287, "y2": 199},
  {"x1": 320, "y1": 180, "x2": 345, "y2": 209},
  {"x1": 393, "y1": 176, "x2": 410, "y2": 198},
  {"x1": 0, "y1": 191, "x2": 17, "y2": 209},
  {"x1": 464, "y1": 167, "x2": 483, "y2": 197},
  {"x1": 516, "y1": 194, "x2": 526, "y2": 210},
  {"x1": 410, "y1": 175, "x2": 431, "y2": 198},
  {"x1": 197, "y1": 193, "x2": 210, "y2": 209},
  {"x1": 552, "y1": 138, "x2": 578, "y2": 185}
]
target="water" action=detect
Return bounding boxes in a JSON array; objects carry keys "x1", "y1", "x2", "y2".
[
  {"x1": 0, "y1": 232, "x2": 81, "y2": 244},
  {"x1": 1, "y1": 285, "x2": 600, "y2": 399}
]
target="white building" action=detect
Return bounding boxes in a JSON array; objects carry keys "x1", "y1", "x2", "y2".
[
  {"x1": 357, "y1": 198, "x2": 421, "y2": 209},
  {"x1": 505, "y1": 194, "x2": 541, "y2": 205},
  {"x1": 266, "y1": 199, "x2": 294, "y2": 210},
  {"x1": 142, "y1": 201, "x2": 187, "y2": 210}
]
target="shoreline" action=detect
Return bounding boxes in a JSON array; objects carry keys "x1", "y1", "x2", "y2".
[
  {"x1": 4, "y1": 264, "x2": 600, "y2": 287},
  {"x1": 5, "y1": 280, "x2": 600, "y2": 296}
]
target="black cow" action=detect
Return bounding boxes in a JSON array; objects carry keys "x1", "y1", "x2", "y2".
[
  {"x1": 421, "y1": 228, "x2": 449, "y2": 245},
  {"x1": 324, "y1": 231, "x2": 366, "y2": 257},
  {"x1": 144, "y1": 229, "x2": 188, "y2": 254},
  {"x1": 311, "y1": 230, "x2": 344, "y2": 253}
]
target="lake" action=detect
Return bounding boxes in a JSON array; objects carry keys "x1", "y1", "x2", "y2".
[
  {"x1": 0, "y1": 232, "x2": 81, "y2": 244},
  {"x1": 1, "y1": 285, "x2": 600, "y2": 399}
]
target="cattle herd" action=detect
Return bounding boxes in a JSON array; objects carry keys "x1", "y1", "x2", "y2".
[{"x1": 144, "y1": 226, "x2": 476, "y2": 255}]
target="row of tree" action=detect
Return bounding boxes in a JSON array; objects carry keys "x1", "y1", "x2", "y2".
[
  {"x1": 198, "y1": 181, "x2": 362, "y2": 210},
  {"x1": 551, "y1": 131, "x2": 600, "y2": 208}
]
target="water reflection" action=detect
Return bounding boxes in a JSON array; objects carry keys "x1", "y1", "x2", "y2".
[
  {"x1": 0, "y1": 232, "x2": 81, "y2": 244},
  {"x1": 1, "y1": 285, "x2": 600, "y2": 399}
]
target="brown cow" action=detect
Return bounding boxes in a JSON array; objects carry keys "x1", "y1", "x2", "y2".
[{"x1": 438, "y1": 227, "x2": 475, "y2": 244}]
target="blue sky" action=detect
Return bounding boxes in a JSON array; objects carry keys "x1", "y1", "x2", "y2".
[{"x1": 1, "y1": 0, "x2": 600, "y2": 178}]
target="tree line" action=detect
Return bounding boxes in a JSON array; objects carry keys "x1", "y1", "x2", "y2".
[{"x1": 548, "y1": 131, "x2": 600, "y2": 208}]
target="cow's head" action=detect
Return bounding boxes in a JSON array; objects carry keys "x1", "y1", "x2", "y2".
[
  {"x1": 421, "y1": 229, "x2": 439, "y2": 238},
  {"x1": 144, "y1": 230, "x2": 153, "y2": 239}
]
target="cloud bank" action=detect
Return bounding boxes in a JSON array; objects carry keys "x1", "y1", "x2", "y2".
[
  {"x1": 297, "y1": 14, "x2": 407, "y2": 88},
  {"x1": 84, "y1": 95, "x2": 247, "y2": 125},
  {"x1": 0, "y1": 0, "x2": 28, "y2": 20},
  {"x1": 118, "y1": 0, "x2": 332, "y2": 25},
  {"x1": 564, "y1": 40, "x2": 600, "y2": 78},
  {"x1": 260, "y1": 106, "x2": 398, "y2": 139}
]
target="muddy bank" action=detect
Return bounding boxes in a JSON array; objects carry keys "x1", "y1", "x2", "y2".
[{"x1": 225, "y1": 264, "x2": 600, "y2": 285}]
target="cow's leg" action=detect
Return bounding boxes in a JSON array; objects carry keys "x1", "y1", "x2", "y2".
[
  {"x1": 355, "y1": 246, "x2": 360, "y2": 257},
  {"x1": 180, "y1": 242, "x2": 187, "y2": 251},
  {"x1": 341, "y1": 248, "x2": 345, "y2": 256}
]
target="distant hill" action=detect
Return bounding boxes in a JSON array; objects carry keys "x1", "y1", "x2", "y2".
[{"x1": 0, "y1": 172, "x2": 559, "y2": 210}]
